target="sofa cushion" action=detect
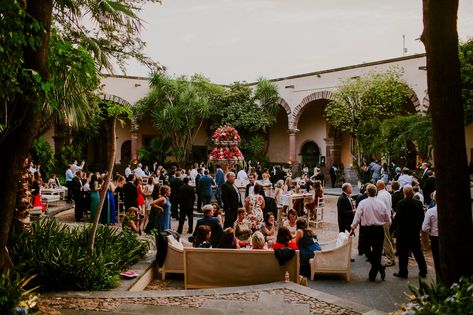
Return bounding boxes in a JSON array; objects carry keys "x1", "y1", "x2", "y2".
[{"x1": 167, "y1": 235, "x2": 184, "y2": 251}]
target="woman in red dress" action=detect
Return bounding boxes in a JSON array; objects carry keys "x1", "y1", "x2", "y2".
[{"x1": 135, "y1": 177, "x2": 146, "y2": 228}]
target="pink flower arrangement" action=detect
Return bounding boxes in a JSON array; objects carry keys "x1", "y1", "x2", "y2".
[{"x1": 209, "y1": 125, "x2": 244, "y2": 161}]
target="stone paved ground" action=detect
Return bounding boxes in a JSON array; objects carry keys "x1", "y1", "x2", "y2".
[
  {"x1": 38, "y1": 288, "x2": 362, "y2": 315},
  {"x1": 51, "y1": 194, "x2": 435, "y2": 313}
]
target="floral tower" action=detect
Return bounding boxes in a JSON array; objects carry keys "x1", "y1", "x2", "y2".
[{"x1": 209, "y1": 125, "x2": 244, "y2": 173}]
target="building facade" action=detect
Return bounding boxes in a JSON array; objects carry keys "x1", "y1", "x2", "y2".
[{"x1": 44, "y1": 54, "x2": 473, "y2": 170}]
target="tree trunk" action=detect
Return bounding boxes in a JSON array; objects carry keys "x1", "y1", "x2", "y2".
[
  {"x1": 87, "y1": 117, "x2": 116, "y2": 256},
  {"x1": 421, "y1": 0, "x2": 473, "y2": 285},
  {"x1": 0, "y1": 0, "x2": 54, "y2": 272}
]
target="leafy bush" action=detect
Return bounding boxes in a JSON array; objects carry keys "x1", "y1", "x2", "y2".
[
  {"x1": 9, "y1": 219, "x2": 149, "y2": 291},
  {"x1": 398, "y1": 277, "x2": 473, "y2": 314},
  {"x1": 0, "y1": 271, "x2": 38, "y2": 315},
  {"x1": 31, "y1": 137, "x2": 55, "y2": 178}
]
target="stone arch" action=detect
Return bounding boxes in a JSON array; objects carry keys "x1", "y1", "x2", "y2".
[
  {"x1": 292, "y1": 90, "x2": 332, "y2": 129},
  {"x1": 408, "y1": 90, "x2": 422, "y2": 113},
  {"x1": 279, "y1": 98, "x2": 292, "y2": 129},
  {"x1": 102, "y1": 94, "x2": 132, "y2": 107},
  {"x1": 423, "y1": 94, "x2": 430, "y2": 112}
]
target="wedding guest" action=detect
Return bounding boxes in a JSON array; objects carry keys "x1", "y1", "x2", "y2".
[
  {"x1": 212, "y1": 203, "x2": 224, "y2": 226},
  {"x1": 251, "y1": 231, "x2": 266, "y2": 249},
  {"x1": 177, "y1": 177, "x2": 195, "y2": 234},
  {"x1": 193, "y1": 225, "x2": 212, "y2": 248},
  {"x1": 192, "y1": 204, "x2": 223, "y2": 247},
  {"x1": 272, "y1": 226, "x2": 298, "y2": 250},
  {"x1": 274, "y1": 180, "x2": 284, "y2": 205},
  {"x1": 261, "y1": 212, "x2": 277, "y2": 245},
  {"x1": 422, "y1": 191, "x2": 440, "y2": 281},
  {"x1": 283, "y1": 209, "x2": 298, "y2": 236},
  {"x1": 234, "y1": 208, "x2": 252, "y2": 246},
  {"x1": 145, "y1": 185, "x2": 171, "y2": 234},
  {"x1": 217, "y1": 228, "x2": 240, "y2": 249},
  {"x1": 122, "y1": 207, "x2": 140, "y2": 234},
  {"x1": 295, "y1": 218, "x2": 321, "y2": 277}
]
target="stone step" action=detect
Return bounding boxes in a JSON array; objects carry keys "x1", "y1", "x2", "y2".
[
  {"x1": 202, "y1": 299, "x2": 310, "y2": 315},
  {"x1": 116, "y1": 304, "x2": 223, "y2": 315}
]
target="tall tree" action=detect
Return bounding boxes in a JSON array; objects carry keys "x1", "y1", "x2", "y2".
[
  {"x1": 0, "y1": 0, "x2": 158, "y2": 272},
  {"x1": 136, "y1": 73, "x2": 222, "y2": 165},
  {"x1": 421, "y1": 0, "x2": 473, "y2": 285},
  {"x1": 324, "y1": 68, "x2": 411, "y2": 168}
]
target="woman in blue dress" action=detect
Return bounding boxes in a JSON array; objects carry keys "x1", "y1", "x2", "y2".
[
  {"x1": 295, "y1": 218, "x2": 321, "y2": 277},
  {"x1": 89, "y1": 174, "x2": 100, "y2": 223},
  {"x1": 145, "y1": 185, "x2": 171, "y2": 234}
]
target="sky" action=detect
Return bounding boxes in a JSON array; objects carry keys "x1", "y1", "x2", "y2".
[{"x1": 121, "y1": 0, "x2": 473, "y2": 84}]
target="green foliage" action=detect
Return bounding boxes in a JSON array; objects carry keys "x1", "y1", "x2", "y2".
[
  {"x1": 54, "y1": 144, "x2": 83, "y2": 174},
  {"x1": 216, "y1": 80, "x2": 280, "y2": 133},
  {"x1": 240, "y1": 134, "x2": 266, "y2": 162},
  {"x1": 325, "y1": 68, "x2": 413, "y2": 165},
  {"x1": 0, "y1": 0, "x2": 41, "y2": 106},
  {"x1": 54, "y1": 0, "x2": 162, "y2": 72},
  {"x1": 8, "y1": 218, "x2": 149, "y2": 291},
  {"x1": 138, "y1": 137, "x2": 170, "y2": 165},
  {"x1": 459, "y1": 39, "x2": 473, "y2": 125},
  {"x1": 325, "y1": 68, "x2": 411, "y2": 135},
  {"x1": 31, "y1": 137, "x2": 55, "y2": 178},
  {"x1": 0, "y1": 271, "x2": 39, "y2": 315},
  {"x1": 39, "y1": 30, "x2": 102, "y2": 135},
  {"x1": 137, "y1": 73, "x2": 223, "y2": 165},
  {"x1": 400, "y1": 277, "x2": 473, "y2": 314}
]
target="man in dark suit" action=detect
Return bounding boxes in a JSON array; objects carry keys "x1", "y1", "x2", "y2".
[
  {"x1": 195, "y1": 168, "x2": 203, "y2": 212},
  {"x1": 422, "y1": 170, "x2": 436, "y2": 206},
  {"x1": 337, "y1": 183, "x2": 355, "y2": 233},
  {"x1": 71, "y1": 170, "x2": 84, "y2": 222},
  {"x1": 221, "y1": 172, "x2": 242, "y2": 228},
  {"x1": 177, "y1": 177, "x2": 196, "y2": 234},
  {"x1": 391, "y1": 185, "x2": 427, "y2": 279},
  {"x1": 390, "y1": 181, "x2": 404, "y2": 216},
  {"x1": 245, "y1": 173, "x2": 266, "y2": 199},
  {"x1": 122, "y1": 174, "x2": 138, "y2": 211},
  {"x1": 192, "y1": 204, "x2": 223, "y2": 247},
  {"x1": 169, "y1": 170, "x2": 184, "y2": 219}
]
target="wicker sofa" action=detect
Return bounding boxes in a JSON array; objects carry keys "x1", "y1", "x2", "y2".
[{"x1": 309, "y1": 233, "x2": 352, "y2": 281}]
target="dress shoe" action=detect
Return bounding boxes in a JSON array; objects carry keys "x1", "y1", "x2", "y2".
[
  {"x1": 393, "y1": 272, "x2": 408, "y2": 279},
  {"x1": 380, "y1": 267, "x2": 386, "y2": 281}
]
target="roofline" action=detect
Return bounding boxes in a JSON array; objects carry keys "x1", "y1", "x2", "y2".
[
  {"x1": 247, "y1": 53, "x2": 427, "y2": 85},
  {"x1": 100, "y1": 53, "x2": 427, "y2": 85},
  {"x1": 101, "y1": 73, "x2": 149, "y2": 81}
]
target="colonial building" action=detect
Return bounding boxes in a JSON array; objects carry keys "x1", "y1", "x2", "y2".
[{"x1": 44, "y1": 53, "x2": 473, "y2": 171}]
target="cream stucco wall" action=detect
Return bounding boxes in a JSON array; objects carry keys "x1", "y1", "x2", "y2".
[
  {"x1": 341, "y1": 132, "x2": 352, "y2": 167},
  {"x1": 267, "y1": 109, "x2": 290, "y2": 163},
  {"x1": 295, "y1": 100, "x2": 326, "y2": 164}
]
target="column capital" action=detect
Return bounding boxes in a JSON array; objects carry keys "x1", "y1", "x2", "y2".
[
  {"x1": 130, "y1": 116, "x2": 139, "y2": 133},
  {"x1": 288, "y1": 128, "x2": 299, "y2": 135}
]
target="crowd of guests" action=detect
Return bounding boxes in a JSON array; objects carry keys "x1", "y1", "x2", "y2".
[
  {"x1": 24, "y1": 155, "x2": 451, "y2": 282},
  {"x1": 338, "y1": 161, "x2": 441, "y2": 282}
]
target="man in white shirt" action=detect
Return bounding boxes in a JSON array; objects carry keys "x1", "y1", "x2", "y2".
[
  {"x1": 134, "y1": 163, "x2": 146, "y2": 177},
  {"x1": 65, "y1": 164, "x2": 74, "y2": 203},
  {"x1": 237, "y1": 168, "x2": 248, "y2": 182},
  {"x1": 422, "y1": 191, "x2": 440, "y2": 281},
  {"x1": 351, "y1": 184, "x2": 390, "y2": 282},
  {"x1": 189, "y1": 165, "x2": 198, "y2": 182},
  {"x1": 398, "y1": 168, "x2": 416, "y2": 189},
  {"x1": 71, "y1": 160, "x2": 85, "y2": 174},
  {"x1": 376, "y1": 180, "x2": 395, "y2": 267},
  {"x1": 124, "y1": 164, "x2": 132, "y2": 177}
]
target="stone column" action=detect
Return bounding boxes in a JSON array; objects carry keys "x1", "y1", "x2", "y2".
[
  {"x1": 288, "y1": 128, "x2": 299, "y2": 164},
  {"x1": 130, "y1": 116, "x2": 139, "y2": 161}
]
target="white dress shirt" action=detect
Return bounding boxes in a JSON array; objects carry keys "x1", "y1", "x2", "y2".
[
  {"x1": 124, "y1": 167, "x2": 132, "y2": 177},
  {"x1": 237, "y1": 169, "x2": 248, "y2": 181},
  {"x1": 134, "y1": 167, "x2": 146, "y2": 177},
  {"x1": 351, "y1": 197, "x2": 390, "y2": 230},
  {"x1": 398, "y1": 174, "x2": 413, "y2": 188},
  {"x1": 376, "y1": 189, "x2": 392, "y2": 217},
  {"x1": 190, "y1": 169, "x2": 198, "y2": 181},
  {"x1": 422, "y1": 206, "x2": 438, "y2": 236}
]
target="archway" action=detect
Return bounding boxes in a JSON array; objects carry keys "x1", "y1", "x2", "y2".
[
  {"x1": 300, "y1": 141, "x2": 321, "y2": 168},
  {"x1": 121, "y1": 140, "x2": 131, "y2": 165},
  {"x1": 267, "y1": 99, "x2": 291, "y2": 163}
]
